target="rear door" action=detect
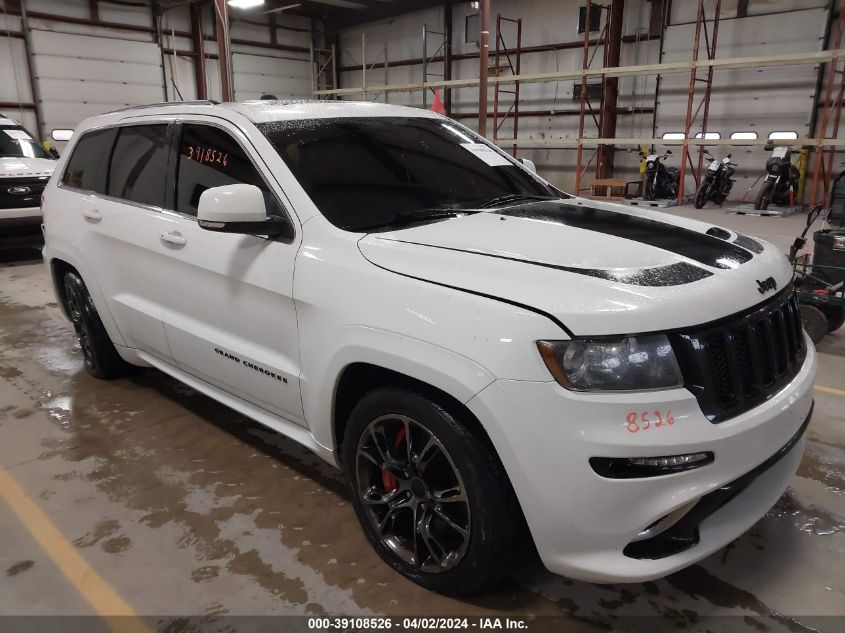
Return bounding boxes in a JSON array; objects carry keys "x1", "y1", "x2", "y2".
[
  {"x1": 59, "y1": 123, "x2": 173, "y2": 360},
  {"x1": 155, "y1": 120, "x2": 304, "y2": 423}
]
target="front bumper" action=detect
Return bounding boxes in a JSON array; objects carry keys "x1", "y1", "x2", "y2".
[
  {"x1": 0, "y1": 210, "x2": 43, "y2": 248},
  {"x1": 0, "y1": 205, "x2": 42, "y2": 222},
  {"x1": 467, "y1": 334, "x2": 817, "y2": 583}
]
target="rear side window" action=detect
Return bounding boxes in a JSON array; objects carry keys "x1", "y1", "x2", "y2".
[
  {"x1": 107, "y1": 125, "x2": 170, "y2": 208},
  {"x1": 61, "y1": 128, "x2": 118, "y2": 194},
  {"x1": 175, "y1": 123, "x2": 282, "y2": 217}
]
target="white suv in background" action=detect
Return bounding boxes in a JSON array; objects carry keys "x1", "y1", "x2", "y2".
[
  {"x1": 0, "y1": 114, "x2": 57, "y2": 246},
  {"x1": 41, "y1": 100, "x2": 816, "y2": 595}
]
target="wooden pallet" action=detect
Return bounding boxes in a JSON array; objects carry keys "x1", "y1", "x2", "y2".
[
  {"x1": 623, "y1": 197, "x2": 684, "y2": 208},
  {"x1": 724, "y1": 202, "x2": 802, "y2": 217}
]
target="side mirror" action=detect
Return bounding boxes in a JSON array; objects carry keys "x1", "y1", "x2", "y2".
[
  {"x1": 198, "y1": 184, "x2": 293, "y2": 239},
  {"x1": 518, "y1": 157, "x2": 537, "y2": 173},
  {"x1": 47, "y1": 146, "x2": 60, "y2": 159}
]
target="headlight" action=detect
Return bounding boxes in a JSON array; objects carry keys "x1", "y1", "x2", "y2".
[{"x1": 536, "y1": 335, "x2": 684, "y2": 392}]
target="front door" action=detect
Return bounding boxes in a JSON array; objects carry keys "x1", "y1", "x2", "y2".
[{"x1": 157, "y1": 121, "x2": 304, "y2": 423}]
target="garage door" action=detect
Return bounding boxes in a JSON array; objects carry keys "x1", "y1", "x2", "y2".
[{"x1": 31, "y1": 29, "x2": 164, "y2": 135}]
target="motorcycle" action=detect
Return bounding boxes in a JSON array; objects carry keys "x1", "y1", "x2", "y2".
[
  {"x1": 754, "y1": 142, "x2": 799, "y2": 210},
  {"x1": 640, "y1": 149, "x2": 679, "y2": 200},
  {"x1": 693, "y1": 152, "x2": 737, "y2": 208}
]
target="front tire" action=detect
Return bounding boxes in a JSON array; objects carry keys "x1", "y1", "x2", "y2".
[
  {"x1": 63, "y1": 272, "x2": 134, "y2": 379},
  {"x1": 800, "y1": 303, "x2": 828, "y2": 344},
  {"x1": 342, "y1": 388, "x2": 521, "y2": 596},
  {"x1": 821, "y1": 305, "x2": 845, "y2": 333},
  {"x1": 755, "y1": 181, "x2": 773, "y2": 210},
  {"x1": 693, "y1": 183, "x2": 709, "y2": 209}
]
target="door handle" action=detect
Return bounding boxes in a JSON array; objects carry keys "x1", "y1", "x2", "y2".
[
  {"x1": 159, "y1": 231, "x2": 187, "y2": 247},
  {"x1": 82, "y1": 209, "x2": 102, "y2": 222}
]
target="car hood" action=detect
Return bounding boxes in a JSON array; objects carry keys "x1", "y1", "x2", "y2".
[
  {"x1": 0, "y1": 156, "x2": 56, "y2": 178},
  {"x1": 357, "y1": 198, "x2": 794, "y2": 336}
]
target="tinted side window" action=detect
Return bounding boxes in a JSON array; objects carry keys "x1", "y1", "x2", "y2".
[
  {"x1": 176, "y1": 124, "x2": 282, "y2": 217},
  {"x1": 61, "y1": 128, "x2": 118, "y2": 194},
  {"x1": 107, "y1": 125, "x2": 170, "y2": 208}
]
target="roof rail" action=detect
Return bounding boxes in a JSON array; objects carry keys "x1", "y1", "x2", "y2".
[{"x1": 106, "y1": 100, "x2": 220, "y2": 114}]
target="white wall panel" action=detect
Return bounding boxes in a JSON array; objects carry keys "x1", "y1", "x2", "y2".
[
  {"x1": 670, "y1": 0, "x2": 826, "y2": 23},
  {"x1": 0, "y1": 36, "x2": 33, "y2": 104},
  {"x1": 232, "y1": 53, "x2": 311, "y2": 100},
  {"x1": 30, "y1": 28, "x2": 164, "y2": 133},
  {"x1": 27, "y1": 0, "x2": 89, "y2": 20},
  {"x1": 163, "y1": 54, "x2": 198, "y2": 103}
]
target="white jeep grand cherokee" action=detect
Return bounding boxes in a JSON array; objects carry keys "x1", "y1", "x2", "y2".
[{"x1": 42, "y1": 100, "x2": 816, "y2": 595}]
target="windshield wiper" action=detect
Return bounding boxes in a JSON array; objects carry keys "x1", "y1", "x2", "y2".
[
  {"x1": 475, "y1": 193, "x2": 557, "y2": 209},
  {"x1": 348, "y1": 209, "x2": 478, "y2": 232}
]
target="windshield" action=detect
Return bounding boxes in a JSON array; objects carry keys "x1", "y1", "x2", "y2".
[
  {"x1": 257, "y1": 116, "x2": 564, "y2": 231},
  {"x1": 0, "y1": 125, "x2": 51, "y2": 159}
]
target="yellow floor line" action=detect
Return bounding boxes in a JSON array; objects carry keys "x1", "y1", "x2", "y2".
[
  {"x1": 0, "y1": 467, "x2": 152, "y2": 633},
  {"x1": 814, "y1": 384, "x2": 845, "y2": 397}
]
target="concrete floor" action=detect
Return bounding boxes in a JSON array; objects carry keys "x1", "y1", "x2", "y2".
[{"x1": 0, "y1": 207, "x2": 844, "y2": 632}]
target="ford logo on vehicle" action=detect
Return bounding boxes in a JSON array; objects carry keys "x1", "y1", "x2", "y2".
[
  {"x1": 756, "y1": 276, "x2": 777, "y2": 294},
  {"x1": 8, "y1": 186, "x2": 31, "y2": 195}
]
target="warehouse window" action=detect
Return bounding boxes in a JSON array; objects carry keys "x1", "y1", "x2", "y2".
[
  {"x1": 465, "y1": 14, "x2": 480, "y2": 43},
  {"x1": 108, "y1": 125, "x2": 170, "y2": 208},
  {"x1": 768, "y1": 131, "x2": 798, "y2": 140},
  {"x1": 175, "y1": 124, "x2": 283, "y2": 218},
  {"x1": 695, "y1": 132, "x2": 721, "y2": 139},
  {"x1": 51, "y1": 129, "x2": 73, "y2": 142},
  {"x1": 730, "y1": 131, "x2": 758, "y2": 140},
  {"x1": 573, "y1": 81, "x2": 603, "y2": 102},
  {"x1": 578, "y1": 5, "x2": 602, "y2": 33},
  {"x1": 61, "y1": 127, "x2": 118, "y2": 194},
  {"x1": 662, "y1": 132, "x2": 685, "y2": 140}
]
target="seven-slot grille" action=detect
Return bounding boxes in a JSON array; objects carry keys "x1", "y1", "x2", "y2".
[
  {"x1": 0, "y1": 176, "x2": 49, "y2": 209},
  {"x1": 671, "y1": 288, "x2": 806, "y2": 423}
]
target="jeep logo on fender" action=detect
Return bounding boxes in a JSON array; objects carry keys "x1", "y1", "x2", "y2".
[{"x1": 756, "y1": 277, "x2": 777, "y2": 294}]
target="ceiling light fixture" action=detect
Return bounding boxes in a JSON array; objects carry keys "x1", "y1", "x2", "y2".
[{"x1": 228, "y1": 0, "x2": 265, "y2": 9}]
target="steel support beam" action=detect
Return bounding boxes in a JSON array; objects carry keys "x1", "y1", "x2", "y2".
[
  {"x1": 596, "y1": 0, "x2": 624, "y2": 179},
  {"x1": 478, "y1": 0, "x2": 490, "y2": 136},
  {"x1": 18, "y1": 1, "x2": 46, "y2": 140},
  {"x1": 190, "y1": 3, "x2": 208, "y2": 100},
  {"x1": 213, "y1": 0, "x2": 234, "y2": 102}
]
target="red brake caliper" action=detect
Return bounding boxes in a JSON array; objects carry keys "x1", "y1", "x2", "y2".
[{"x1": 381, "y1": 427, "x2": 406, "y2": 492}]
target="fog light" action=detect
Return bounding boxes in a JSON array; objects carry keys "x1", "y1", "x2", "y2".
[
  {"x1": 628, "y1": 453, "x2": 710, "y2": 468},
  {"x1": 590, "y1": 452, "x2": 714, "y2": 479}
]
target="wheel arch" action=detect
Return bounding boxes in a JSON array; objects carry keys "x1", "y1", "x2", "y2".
[
  {"x1": 49, "y1": 257, "x2": 80, "y2": 321},
  {"x1": 47, "y1": 256, "x2": 127, "y2": 348},
  {"x1": 332, "y1": 362, "x2": 494, "y2": 464}
]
